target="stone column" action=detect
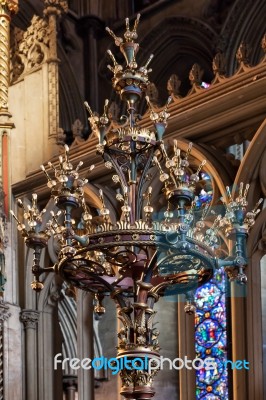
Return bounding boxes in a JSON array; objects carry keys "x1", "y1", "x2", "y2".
[
  {"x1": 37, "y1": 281, "x2": 64, "y2": 400},
  {"x1": 246, "y1": 251, "x2": 264, "y2": 400},
  {"x1": 230, "y1": 282, "x2": 247, "y2": 399},
  {"x1": 77, "y1": 291, "x2": 94, "y2": 400},
  {"x1": 0, "y1": 0, "x2": 18, "y2": 115},
  {"x1": 177, "y1": 295, "x2": 196, "y2": 400},
  {"x1": 43, "y1": 0, "x2": 68, "y2": 153},
  {"x1": 20, "y1": 309, "x2": 39, "y2": 400},
  {"x1": 0, "y1": 0, "x2": 17, "y2": 213},
  {"x1": 77, "y1": 16, "x2": 105, "y2": 111},
  {"x1": 63, "y1": 376, "x2": 78, "y2": 400},
  {"x1": 0, "y1": 300, "x2": 11, "y2": 400}
]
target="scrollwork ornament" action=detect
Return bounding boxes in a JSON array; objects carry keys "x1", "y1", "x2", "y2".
[{"x1": 11, "y1": 16, "x2": 51, "y2": 82}]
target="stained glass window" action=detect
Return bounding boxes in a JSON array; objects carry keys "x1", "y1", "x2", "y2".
[
  {"x1": 195, "y1": 269, "x2": 228, "y2": 398},
  {"x1": 194, "y1": 172, "x2": 228, "y2": 399}
]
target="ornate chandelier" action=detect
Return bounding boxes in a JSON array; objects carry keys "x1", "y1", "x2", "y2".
[{"x1": 11, "y1": 14, "x2": 262, "y2": 400}]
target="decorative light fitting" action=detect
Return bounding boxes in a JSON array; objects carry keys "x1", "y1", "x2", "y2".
[{"x1": 11, "y1": 14, "x2": 262, "y2": 400}]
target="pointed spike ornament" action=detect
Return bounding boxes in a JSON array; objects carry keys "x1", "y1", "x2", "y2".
[
  {"x1": 140, "y1": 54, "x2": 154, "y2": 74},
  {"x1": 143, "y1": 187, "x2": 154, "y2": 222},
  {"x1": 99, "y1": 189, "x2": 110, "y2": 219},
  {"x1": 105, "y1": 27, "x2": 123, "y2": 46}
]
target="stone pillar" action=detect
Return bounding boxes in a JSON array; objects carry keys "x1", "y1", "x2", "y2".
[
  {"x1": 0, "y1": 0, "x2": 18, "y2": 115},
  {"x1": 77, "y1": 291, "x2": 94, "y2": 400},
  {"x1": 0, "y1": 300, "x2": 11, "y2": 400},
  {"x1": 246, "y1": 251, "x2": 264, "y2": 400},
  {"x1": 20, "y1": 309, "x2": 39, "y2": 400},
  {"x1": 37, "y1": 280, "x2": 64, "y2": 400},
  {"x1": 0, "y1": 0, "x2": 17, "y2": 212},
  {"x1": 178, "y1": 295, "x2": 196, "y2": 400},
  {"x1": 230, "y1": 281, "x2": 247, "y2": 399},
  {"x1": 43, "y1": 0, "x2": 68, "y2": 153},
  {"x1": 77, "y1": 16, "x2": 105, "y2": 112},
  {"x1": 63, "y1": 376, "x2": 78, "y2": 400}
]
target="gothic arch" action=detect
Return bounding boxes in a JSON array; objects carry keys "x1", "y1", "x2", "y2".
[
  {"x1": 233, "y1": 117, "x2": 266, "y2": 200},
  {"x1": 138, "y1": 16, "x2": 218, "y2": 99},
  {"x1": 230, "y1": 117, "x2": 266, "y2": 399},
  {"x1": 219, "y1": 0, "x2": 266, "y2": 74}
]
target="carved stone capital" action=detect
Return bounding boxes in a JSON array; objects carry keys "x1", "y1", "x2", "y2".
[
  {"x1": 20, "y1": 309, "x2": 39, "y2": 329},
  {"x1": 0, "y1": 299, "x2": 10, "y2": 323},
  {"x1": 43, "y1": 0, "x2": 68, "y2": 17}
]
